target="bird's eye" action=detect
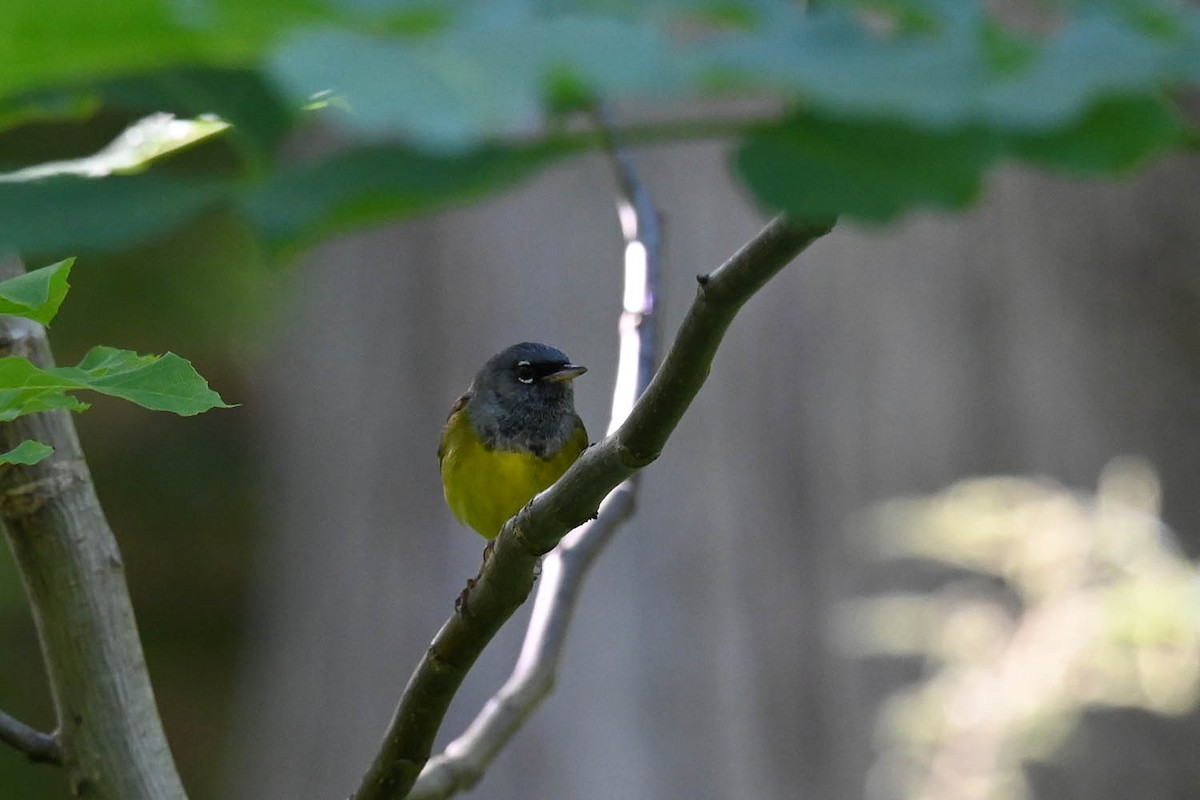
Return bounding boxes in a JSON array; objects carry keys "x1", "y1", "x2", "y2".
[{"x1": 515, "y1": 361, "x2": 535, "y2": 384}]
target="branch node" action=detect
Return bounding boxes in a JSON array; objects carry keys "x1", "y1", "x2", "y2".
[
  {"x1": 0, "y1": 710, "x2": 63, "y2": 765},
  {"x1": 616, "y1": 441, "x2": 659, "y2": 470},
  {"x1": 426, "y1": 644, "x2": 460, "y2": 674},
  {"x1": 454, "y1": 579, "x2": 478, "y2": 620},
  {"x1": 695, "y1": 273, "x2": 710, "y2": 288},
  {"x1": 0, "y1": 461, "x2": 87, "y2": 521},
  {"x1": 0, "y1": 316, "x2": 45, "y2": 356},
  {"x1": 510, "y1": 521, "x2": 549, "y2": 558}
]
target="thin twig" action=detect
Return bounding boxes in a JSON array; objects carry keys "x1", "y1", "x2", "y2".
[
  {"x1": 0, "y1": 708, "x2": 61, "y2": 765},
  {"x1": 408, "y1": 110, "x2": 663, "y2": 799},
  {"x1": 351, "y1": 213, "x2": 835, "y2": 800}
]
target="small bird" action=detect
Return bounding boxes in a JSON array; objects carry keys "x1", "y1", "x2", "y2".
[{"x1": 438, "y1": 342, "x2": 589, "y2": 540}]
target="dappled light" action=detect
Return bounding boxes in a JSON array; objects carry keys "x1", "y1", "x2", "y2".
[
  {"x1": 0, "y1": 114, "x2": 229, "y2": 182},
  {"x1": 840, "y1": 458, "x2": 1200, "y2": 800}
]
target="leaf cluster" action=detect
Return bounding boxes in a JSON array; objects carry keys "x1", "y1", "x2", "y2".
[
  {"x1": 0, "y1": 0, "x2": 1196, "y2": 256},
  {"x1": 0, "y1": 259, "x2": 231, "y2": 465}
]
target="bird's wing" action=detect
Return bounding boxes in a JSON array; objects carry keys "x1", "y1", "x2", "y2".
[
  {"x1": 570, "y1": 413, "x2": 590, "y2": 454},
  {"x1": 438, "y1": 392, "x2": 470, "y2": 464}
]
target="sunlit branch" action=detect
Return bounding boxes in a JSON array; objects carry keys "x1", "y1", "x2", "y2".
[{"x1": 408, "y1": 111, "x2": 663, "y2": 800}]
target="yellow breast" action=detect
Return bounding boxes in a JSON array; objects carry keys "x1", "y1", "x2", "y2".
[{"x1": 439, "y1": 405, "x2": 587, "y2": 539}]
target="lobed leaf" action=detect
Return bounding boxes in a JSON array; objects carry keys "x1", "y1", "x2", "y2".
[
  {"x1": 736, "y1": 114, "x2": 1000, "y2": 221},
  {"x1": 57, "y1": 346, "x2": 235, "y2": 415},
  {"x1": 0, "y1": 386, "x2": 89, "y2": 422},
  {"x1": 0, "y1": 355, "x2": 93, "y2": 421},
  {"x1": 0, "y1": 258, "x2": 73, "y2": 325},
  {"x1": 1007, "y1": 93, "x2": 1186, "y2": 173},
  {"x1": 0, "y1": 347, "x2": 232, "y2": 420},
  {"x1": 0, "y1": 0, "x2": 1198, "y2": 245},
  {"x1": 269, "y1": 16, "x2": 683, "y2": 151},
  {"x1": 242, "y1": 140, "x2": 575, "y2": 247},
  {"x1": 0, "y1": 174, "x2": 226, "y2": 256}
]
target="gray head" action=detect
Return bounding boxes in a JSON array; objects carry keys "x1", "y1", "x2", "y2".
[{"x1": 467, "y1": 342, "x2": 586, "y2": 456}]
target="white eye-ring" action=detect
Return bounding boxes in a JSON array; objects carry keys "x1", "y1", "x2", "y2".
[{"x1": 515, "y1": 360, "x2": 535, "y2": 384}]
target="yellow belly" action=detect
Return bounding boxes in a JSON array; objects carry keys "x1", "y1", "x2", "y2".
[{"x1": 439, "y1": 408, "x2": 586, "y2": 539}]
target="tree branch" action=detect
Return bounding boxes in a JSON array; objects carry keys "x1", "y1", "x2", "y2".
[
  {"x1": 0, "y1": 259, "x2": 188, "y2": 799},
  {"x1": 0, "y1": 708, "x2": 61, "y2": 765},
  {"x1": 351, "y1": 213, "x2": 834, "y2": 800},
  {"x1": 408, "y1": 111, "x2": 664, "y2": 799}
]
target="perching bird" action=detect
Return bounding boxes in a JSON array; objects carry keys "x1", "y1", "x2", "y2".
[{"x1": 438, "y1": 342, "x2": 589, "y2": 539}]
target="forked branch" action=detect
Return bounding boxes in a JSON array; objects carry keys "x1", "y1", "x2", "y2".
[
  {"x1": 0, "y1": 708, "x2": 61, "y2": 765},
  {"x1": 408, "y1": 112, "x2": 664, "y2": 799},
  {"x1": 351, "y1": 210, "x2": 834, "y2": 800}
]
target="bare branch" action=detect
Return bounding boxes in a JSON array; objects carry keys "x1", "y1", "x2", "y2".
[
  {"x1": 0, "y1": 708, "x2": 61, "y2": 765},
  {"x1": 351, "y1": 214, "x2": 834, "y2": 800},
  {"x1": 408, "y1": 111, "x2": 663, "y2": 799}
]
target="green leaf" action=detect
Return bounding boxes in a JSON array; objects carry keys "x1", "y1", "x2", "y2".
[
  {"x1": 0, "y1": 440, "x2": 53, "y2": 465},
  {"x1": 0, "y1": 258, "x2": 73, "y2": 325},
  {"x1": 0, "y1": 390, "x2": 88, "y2": 422},
  {"x1": 1007, "y1": 93, "x2": 1185, "y2": 173},
  {"x1": 708, "y1": 3, "x2": 1200, "y2": 131},
  {"x1": 0, "y1": 113, "x2": 230, "y2": 182},
  {"x1": 58, "y1": 347, "x2": 235, "y2": 415},
  {"x1": 95, "y1": 68, "x2": 295, "y2": 165},
  {"x1": 736, "y1": 114, "x2": 1000, "y2": 221},
  {"x1": 270, "y1": 27, "x2": 539, "y2": 151},
  {"x1": 0, "y1": 86, "x2": 100, "y2": 135},
  {"x1": 243, "y1": 140, "x2": 574, "y2": 246},
  {"x1": 0, "y1": 141, "x2": 569, "y2": 257},
  {"x1": 0, "y1": 356, "x2": 92, "y2": 421},
  {"x1": 0, "y1": 174, "x2": 226, "y2": 256},
  {"x1": 0, "y1": 347, "x2": 232, "y2": 419},
  {"x1": 269, "y1": 15, "x2": 685, "y2": 150},
  {"x1": 0, "y1": 0, "x2": 326, "y2": 102},
  {"x1": 2, "y1": 0, "x2": 1199, "y2": 246},
  {"x1": 707, "y1": 7, "x2": 991, "y2": 130}
]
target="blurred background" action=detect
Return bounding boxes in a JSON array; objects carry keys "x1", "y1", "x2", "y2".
[{"x1": 3, "y1": 127, "x2": 1200, "y2": 800}]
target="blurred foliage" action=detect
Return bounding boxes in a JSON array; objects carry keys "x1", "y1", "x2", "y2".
[
  {"x1": 0, "y1": 113, "x2": 229, "y2": 181},
  {"x1": 0, "y1": 0, "x2": 1198, "y2": 255},
  {"x1": 841, "y1": 457, "x2": 1200, "y2": 800}
]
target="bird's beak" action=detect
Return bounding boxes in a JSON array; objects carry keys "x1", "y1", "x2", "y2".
[{"x1": 544, "y1": 364, "x2": 587, "y2": 383}]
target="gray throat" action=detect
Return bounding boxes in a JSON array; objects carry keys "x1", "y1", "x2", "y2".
[{"x1": 468, "y1": 389, "x2": 576, "y2": 459}]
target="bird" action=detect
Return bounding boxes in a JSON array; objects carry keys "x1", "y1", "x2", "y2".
[{"x1": 438, "y1": 342, "x2": 589, "y2": 540}]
